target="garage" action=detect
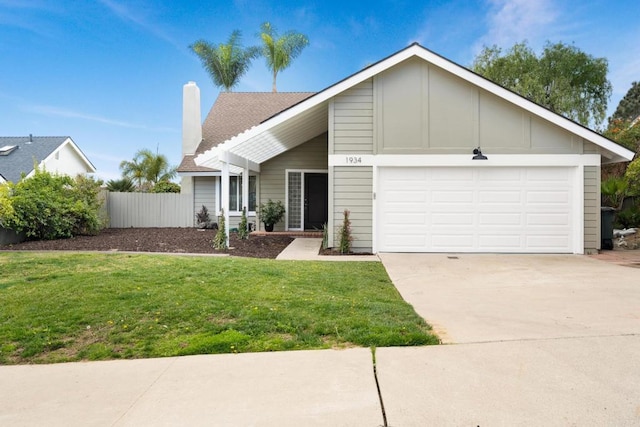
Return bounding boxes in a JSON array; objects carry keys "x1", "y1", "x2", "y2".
[{"x1": 377, "y1": 166, "x2": 576, "y2": 253}]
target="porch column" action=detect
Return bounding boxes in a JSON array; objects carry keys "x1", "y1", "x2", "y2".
[
  {"x1": 242, "y1": 160, "x2": 249, "y2": 229},
  {"x1": 221, "y1": 159, "x2": 230, "y2": 247}
]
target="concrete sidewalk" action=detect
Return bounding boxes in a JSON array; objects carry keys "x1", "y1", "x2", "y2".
[
  {"x1": 3, "y1": 338, "x2": 639, "y2": 426},
  {"x1": 0, "y1": 349, "x2": 382, "y2": 427},
  {"x1": 276, "y1": 238, "x2": 379, "y2": 261}
]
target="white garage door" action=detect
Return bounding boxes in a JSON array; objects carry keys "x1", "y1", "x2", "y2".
[{"x1": 377, "y1": 167, "x2": 575, "y2": 253}]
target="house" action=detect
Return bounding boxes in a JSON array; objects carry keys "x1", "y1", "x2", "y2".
[
  {"x1": 0, "y1": 135, "x2": 96, "y2": 184},
  {"x1": 179, "y1": 43, "x2": 634, "y2": 254}
]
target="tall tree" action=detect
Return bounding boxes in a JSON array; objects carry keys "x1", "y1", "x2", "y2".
[
  {"x1": 190, "y1": 30, "x2": 259, "y2": 92},
  {"x1": 259, "y1": 22, "x2": 309, "y2": 92},
  {"x1": 610, "y1": 81, "x2": 640, "y2": 123},
  {"x1": 472, "y1": 41, "x2": 612, "y2": 128},
  {"x1": 120, "y1": 149, "x2": 177, "y2": 191}
]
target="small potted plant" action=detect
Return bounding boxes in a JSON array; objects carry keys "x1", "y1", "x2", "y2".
[{"x1": 258, "y1": 199, "x2": 285, "y2": 232}]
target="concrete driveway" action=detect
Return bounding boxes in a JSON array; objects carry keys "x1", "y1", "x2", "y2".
[
  {"x1": 380, "y1": 253, "x2": 640, "y2": 343},
  {"x1": 377, "y1": 253, "x2": 640, "y2": 425}
]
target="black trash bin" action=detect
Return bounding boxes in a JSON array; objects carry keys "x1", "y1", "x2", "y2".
[{"x1": 601, "y1": 207, "x2": 616, "y2": 250}]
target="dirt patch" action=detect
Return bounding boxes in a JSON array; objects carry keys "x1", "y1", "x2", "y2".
[{"x1": 1, "y1": 228, "x2": 294, "y2": 259}]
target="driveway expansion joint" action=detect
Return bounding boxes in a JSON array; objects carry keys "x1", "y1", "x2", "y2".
[
  {"x1": 111, "y1": 357, "x2": 177, "y2": 426},
  {"x1": 447, "y1": 332, "x2": 640, "y2": 346}
]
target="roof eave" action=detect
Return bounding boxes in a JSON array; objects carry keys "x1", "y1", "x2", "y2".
[{"x1": 196, "y1": 43, "x2": 635, "y2": 167}]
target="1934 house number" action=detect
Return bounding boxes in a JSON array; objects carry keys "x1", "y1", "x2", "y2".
[{"x1": 346, "y1": 156, "x2": 362, "y2": 164}]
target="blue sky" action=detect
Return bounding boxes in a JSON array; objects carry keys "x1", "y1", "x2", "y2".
[{"x1": 1, "y1": 0, "x2": 639, "y2": 180}]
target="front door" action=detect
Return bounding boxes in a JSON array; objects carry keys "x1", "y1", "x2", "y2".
[{"x1": 304, "y1": 173, "x2": 328, "y2": 230}]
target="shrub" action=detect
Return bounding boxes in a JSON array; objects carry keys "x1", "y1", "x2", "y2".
[
  {"x1": 196, "y1": 205, "x2": 217, "y2": 229},
  {"x1": 338, "y1": 209, "x2": 352, "y2": 254},
  {"x1": 152, "y1": 180, "x2": 181, "y2": 193},
  {"x1": 212, "y1": 208, "x2": 228, "y2": 249},
  {"x1": 601, "y1": 176, "x2": 627, "y2": 209},
  {"x1": 258, "y1": 199, "x2": 285, "y2": 229},
  {"x1": 321, "y1": 222, "x2": 328, "y2": 250},
  {"x1": 624, "y1": 157, "x2": 640, "y2": 197},
  {"x1": 106, "y1": 178, "x2": 135, "y2": 192},
  {"x1": 238, "y1": 207, "x2": 249, "y2": 240},
  {"x1": 0, "y1": 184, "x2": 16, "y2": 228},
  {"x1": 615, "y1": 205, "x2": 640, "y2": 229},
  {"x1": 5, "y1": 169, "x2": 104, "y2": 240}
]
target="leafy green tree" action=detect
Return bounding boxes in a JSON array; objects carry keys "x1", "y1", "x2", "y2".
[
  {"x1": 610, "y1": 81, "x2": 640, "y2": 123},
  {"x1": 106, "y1": 178, "x2": 135, "y2": 192},
  {"x1": 190, "y1": 30, "x2": 259, "y2": 92},
  {"x1": 259, "y1": 22, "x2": 309, "y2": 92},
  {"x1": 120, "y1": 149, "x2": 177, "y2": 192},
  {"x1": 472, "y1": 41, "x2": 612, "y2": 128}
]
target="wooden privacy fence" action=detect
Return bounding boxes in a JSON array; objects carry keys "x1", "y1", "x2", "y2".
[{"x1": 105, "y1": 192, "x2": 193, "y2": 228}]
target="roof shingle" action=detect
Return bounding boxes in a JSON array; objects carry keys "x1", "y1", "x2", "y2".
[
  {"x1": 178, "y1": 92, "x2": 314, "y2": 172},
  {"x1": 0, "y1": 136, "x2": 69, "y2": 183}
]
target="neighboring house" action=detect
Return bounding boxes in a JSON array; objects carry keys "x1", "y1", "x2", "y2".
[
  {"x1": 179, "y1": 43, "x2": 634, "y2": 254},
  {"x1": 0, "y1": 135, "x2": 96, "y2": 184}
]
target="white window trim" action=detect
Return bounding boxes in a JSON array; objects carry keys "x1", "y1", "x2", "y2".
[
  {"x1": 218, "y1": 174, "x2": 257, "y2": 216},
  {"x1": 285, "y1": 169, "x2": 328, "y2": 231}
]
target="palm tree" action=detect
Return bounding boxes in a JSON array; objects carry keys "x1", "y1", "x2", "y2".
[
  {"x1": 106, "y1": 178, "x2": 135, "y2": 192},
  {"x1": 120, "y1": 149, "x2": 177, "y2": 191},
  {"x1": 259, "y1": 22, "x2": 309, "y2": 92},
  {"x1": 119, "y1": 155, "x2": 146, "y2": 189},
  {"x1": 190, "y1": 30, "x2": 259, "y2": 92}
]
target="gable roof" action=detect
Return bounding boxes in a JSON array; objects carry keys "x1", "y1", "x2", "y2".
[
  {"x1": 178, "y1": 92, "x2": 314, "y2": 173},
  {"x1": 0, "y1": 136, "x2": 96, "y2": 183},
  {"x1": 195, "y1": 43, "x2": 634, "y2": 171}
]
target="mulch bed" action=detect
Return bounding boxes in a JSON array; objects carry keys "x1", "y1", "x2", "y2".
[{"x1": 0, "y1": 228, "x2": 294, "y2": 259}]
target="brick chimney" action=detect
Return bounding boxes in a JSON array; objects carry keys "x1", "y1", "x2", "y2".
[{"x1": 182, "y1": 81, "x2": 202, "y2": 156}]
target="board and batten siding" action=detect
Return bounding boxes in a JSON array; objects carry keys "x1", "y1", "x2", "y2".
[
  {"x1": 374, "y1": 57, "x2": 585, "y2": 155},
  {"x1": 260, "y1": 134, "x2": 328, "y2": 231}
]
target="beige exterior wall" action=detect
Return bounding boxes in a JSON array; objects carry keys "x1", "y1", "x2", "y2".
[
  {"x1": 331, "y1": 79, "x2": 374, "y2": 154},
  {"x1": 193, "y1": 176, "x2": 257, "y2": 230},
  {"x1": 259, "y1": 133, "x2": 328, "y2": 231},
  {"x1": 584, "y1": 165, "x2": 601, "y2": 253},
  {"x1": 328, "y1": 79, "x2": 375, "y2": 251},
  {"x1": 194, "y1": 176, "x2": 216, "y2": 225},
  {"x1": 373, "y1": 58, "x2": 586, "y2": 155},
  {"x1": 331, "y1": 166, "x2": 373, "y2": 251},
  {"x1": 327, "y1": 57, "x2": 606, "y2": 253}
]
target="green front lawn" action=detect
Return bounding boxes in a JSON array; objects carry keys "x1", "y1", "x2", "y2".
[{"x1": 0, "y1": 253, "x2": 438, "y2": 364}]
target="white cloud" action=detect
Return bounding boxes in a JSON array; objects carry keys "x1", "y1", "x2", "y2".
[
  {"x1": 25, "y1": 104, "x2": 178, "y2": 133},
  {"x1": 97, "y1": 0, "x2": 182, "y2": 50},
  {"x1": 475, "y1": 0, "x2": 559, "y2": 51}
]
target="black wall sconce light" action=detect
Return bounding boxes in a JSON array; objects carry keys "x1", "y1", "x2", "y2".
[{"x1": 472, "y1": 147, "x2": 487, "y2": 160}]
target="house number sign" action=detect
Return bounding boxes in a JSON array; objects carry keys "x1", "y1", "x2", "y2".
[
  {"x1": 346, "y1": 156, "x2": 362, "y2": 164},
  {"x1": 328, "y1": 154, "x2": 373, "y2": 166}
]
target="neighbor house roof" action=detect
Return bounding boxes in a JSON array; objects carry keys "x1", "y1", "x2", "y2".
[
  {"x1": 0, "y1": 136, "x2": 96, "y2": 183},
  {"x1": 195, "y1": 43, "x2": 635, "y2": 170},
  {"x1": 178, "y1": 92, "x2": 314, "y2": 172}
]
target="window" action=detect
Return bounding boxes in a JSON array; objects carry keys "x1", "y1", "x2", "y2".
[{"x1": 228, "y1": 175, "x2": 256, "y2": 212}]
